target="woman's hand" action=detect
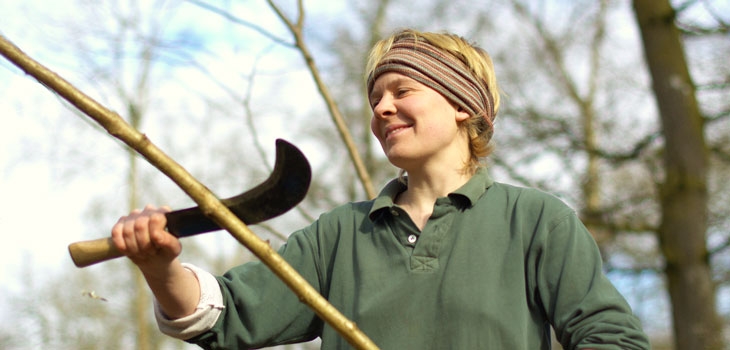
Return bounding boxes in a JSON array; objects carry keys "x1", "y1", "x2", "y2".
[
  {"x1": 111, "y1": 204, "x2": 181, "y2": 271},
  {"x1": 111, "y1": 204, "x2": 200, "y2": 318}
]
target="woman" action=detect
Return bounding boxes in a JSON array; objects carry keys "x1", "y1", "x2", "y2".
[{"x1": 112, "y1": 29, "x2": 650, "y2": 349}]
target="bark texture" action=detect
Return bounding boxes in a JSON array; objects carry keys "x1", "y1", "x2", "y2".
[{"x1": 633, "y1": 1, "x2": 723, "y2": 349}]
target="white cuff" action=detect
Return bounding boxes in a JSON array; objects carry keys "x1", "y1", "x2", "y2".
[{"x1": 154, "y1": 263, "x2": 224, "y2": 340}]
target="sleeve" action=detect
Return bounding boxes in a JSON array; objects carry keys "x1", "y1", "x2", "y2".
[
  {"x1": 154, "y1": 263, "x2": 225, "y2": 340},
  {"x1": 185, "y1": 228, "x2": 325, "y2": 349},
  {"x1": 528, "y1": 199, "x2": 650, "y2": 349}
]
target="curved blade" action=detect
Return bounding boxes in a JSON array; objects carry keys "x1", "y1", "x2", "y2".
[{"x1": 165, "y1": 139, "x2": 311, "y2": 237}]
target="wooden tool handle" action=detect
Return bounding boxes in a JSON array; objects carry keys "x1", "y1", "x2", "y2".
[{"x1": 68, "y1": 237, "x2": 123, "y2": 267}]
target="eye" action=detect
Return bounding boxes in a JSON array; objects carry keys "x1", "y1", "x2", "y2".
[
  {"x1": 395, "y1": 88, "x2": 410, "y2": 97},
  {"x1": 369, "y1": 88, "x2": 384, "y2": 109},
  {"x1": 370, "y1": 98, "x2": 381, "y2": 109}
]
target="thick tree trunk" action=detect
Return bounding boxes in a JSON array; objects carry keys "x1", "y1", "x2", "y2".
[{"x1": 632, "y1": 1, "x2": 723, "y2": 349}]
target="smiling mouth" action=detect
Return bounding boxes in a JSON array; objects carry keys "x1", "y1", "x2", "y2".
[{"x1": 385, "y1": 125, "x2": 411, "y2": 139}]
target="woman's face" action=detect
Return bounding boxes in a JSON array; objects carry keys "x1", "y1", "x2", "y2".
[{"x1": 369, "y1": 72, "x2": 470, "y2": 172}]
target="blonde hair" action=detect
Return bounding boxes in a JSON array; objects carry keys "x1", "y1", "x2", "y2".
[{"x1": 366, "y1": 29, "x2": 501, "y2": 173}]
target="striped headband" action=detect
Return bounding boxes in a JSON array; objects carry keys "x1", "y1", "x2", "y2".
[{"x1": 367, "y1": 37, "x2": 495, "y2": 126}]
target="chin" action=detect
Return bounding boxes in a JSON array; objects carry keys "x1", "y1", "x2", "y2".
[{"x1": 385, "y1": 153, "x2": 416, "y2": 171}]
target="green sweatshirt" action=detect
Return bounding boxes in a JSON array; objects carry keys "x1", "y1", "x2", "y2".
[{"x1": 189, "y1": 169, "x2": 649, "y2": 349}]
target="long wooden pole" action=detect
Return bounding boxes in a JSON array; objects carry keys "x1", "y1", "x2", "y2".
[{"x1": 0, "y1": 34, "x2": 378, "y2": 350}]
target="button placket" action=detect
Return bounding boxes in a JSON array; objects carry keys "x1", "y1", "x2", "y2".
[{"x1": 386, "y1": 206, "x2": 419, "y2": 250}]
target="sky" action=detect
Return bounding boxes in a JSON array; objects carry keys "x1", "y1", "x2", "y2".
[
  {"x1": 0, "y1": 0, "x2": 653, "y2": 318},
  {"x1": 2, "y1": 0, "x2": 729, "y2": 343},
  {"x1": 0, "y1": 0, "x2": 373, "y2": 308},
  {"x1": 0, "y1": 69, "x2": 92, "y2": 289},
  {"x1": 0, "y1": 0, "x2": 343, "y2": 297}
]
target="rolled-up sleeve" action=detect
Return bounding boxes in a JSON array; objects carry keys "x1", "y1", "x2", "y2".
[{"x1": 154, "y1": 263, "x2": 225, "y2": 340}]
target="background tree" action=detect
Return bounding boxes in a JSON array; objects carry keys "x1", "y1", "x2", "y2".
[
  {"x1": 633, "y1": 0, "x2": 728, "y2": 348},
  {"x1": 2, "y1": 0, "x2": 729, "y2": 349}
]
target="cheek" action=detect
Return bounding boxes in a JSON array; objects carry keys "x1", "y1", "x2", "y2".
[{"x1": 370, "y1": 116, "x2": 380, "y2": 140}]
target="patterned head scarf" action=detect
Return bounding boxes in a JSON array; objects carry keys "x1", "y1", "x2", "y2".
[{"x1": 366, "y1": 37, "x2": 495, "y2": 129}]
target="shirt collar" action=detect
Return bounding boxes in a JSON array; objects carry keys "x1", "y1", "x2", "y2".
[{"x1": 369, "y1": 167, "x2": 494, "y2": 220}]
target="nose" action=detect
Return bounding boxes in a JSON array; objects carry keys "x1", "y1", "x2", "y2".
[{"x1": 372, "y1": 94, "x2": 395, "y2": 119}]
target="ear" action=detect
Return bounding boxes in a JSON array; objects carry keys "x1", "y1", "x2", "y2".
[{"x1": 455, "y1": 107, "x2": 470, "y2": 122}]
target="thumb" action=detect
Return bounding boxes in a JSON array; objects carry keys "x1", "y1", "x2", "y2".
[{"x1": 148, "y1": 210, "x2": 182, "y2": 257}]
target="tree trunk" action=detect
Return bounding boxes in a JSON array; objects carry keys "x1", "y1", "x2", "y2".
[{"x1": 632, "y1": 1, "x2": 723, "y2": 349}]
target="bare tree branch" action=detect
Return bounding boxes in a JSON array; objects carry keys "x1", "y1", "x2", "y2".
[
  {"x1": 605, "y1": 264, "x2": 663, "y2": 274},
  {"x1": 673, "y1": 0, "x2": 699, "y2": 14},
  {"x1": 239, "y1": 48, "x2": 317, "y2": 223},
  {"x1": 710, "y1": 145, "x2": 730, "y2": 163},
  {"x1": 697, "y1": 79, "x2": 730, "y2": 91},
  {"x1": 0, "y1": 34, "x2": 378, "y2": 350},
  {"x1": 676, "y1": 0, "x2": 730, "y2": 35},
  {"x1": 184, "y1": 0, "x2": 295, "y2": 47},
  {"x1": 266, "y1": 0, "x2": 377, "y2": 199},
  {"x1": 677, "y1": 21, "x2": 730, "y2": 35},
  {"x1": 190, "y1": 0, "x2": 377, "y2": 199},
  {"x1": 590, "y1": 131, "x2": 662, "y2": 163},
  {"x1": 699, "y1": 0, "x2": 730, "y2": 27}
]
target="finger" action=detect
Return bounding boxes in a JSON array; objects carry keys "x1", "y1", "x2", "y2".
[
  {"x1": 133, "y1": 214, "x2": 153, "y2": 252},
  {"x1": 149, "y1": 212, "x2": 183, "y2": 257},
  {"x1": 148, "y1": 210, "x2": 168, "y2": 246},
  {"x1": 122, "y1": 214, "x2": 140, "y2": 253},
  {"x1": 143, "y1": 203, "x2": 158, "y2": 212},
  {"x1": 111, "y1": 221, "x2": 127, "y2": 251}
]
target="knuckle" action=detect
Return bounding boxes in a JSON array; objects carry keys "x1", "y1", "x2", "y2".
[
  {"x1": 110, "y1": 235, "x2": 125, "y2": 251},
  {"x1": 111, "y1": 223, "x2": 122, "y2": 236},
  {"x1": 133, "y1": 217, "x2": 149, "y2": 232},
  {"x1": 149, "y1": 212, "x2": 166, "y2": 225}
]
